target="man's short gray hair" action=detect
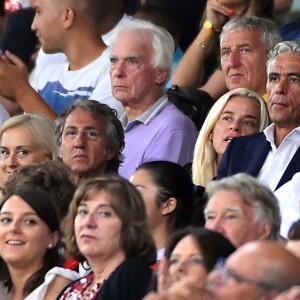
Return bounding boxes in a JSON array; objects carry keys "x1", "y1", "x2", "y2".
[
  {"x1": 220, "y1": 16, "x2": 282, "y2": 54},
  {"x1": 266, "y1": 41, "x2": 300, "y2": 75},
  {"x1": 205, "y1": 173, "x2": 281, "y2": 241}
]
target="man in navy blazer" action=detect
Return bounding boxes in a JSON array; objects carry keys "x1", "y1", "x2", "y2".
[{"x1": 217, "y1": 41, "x2": 300, "y2": 238}]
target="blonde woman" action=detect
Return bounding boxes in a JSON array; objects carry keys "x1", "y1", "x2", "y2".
[
  {"x1": 0, "y1": 113, "x2": 57, "y2": 186},
  {"x1": 192, "y1": 88, "x2": 269, "y2": 187}
]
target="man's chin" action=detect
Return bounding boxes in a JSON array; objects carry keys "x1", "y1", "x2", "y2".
[
  {"x1": 71, "y1": 165, "x2": 90, "y2": 176},
  {"x1": 227, "y1": 82, "x2": 245, "y2": 90},
  {"x1": 42, "y1": 46, "x2": 62, "y2": 55}
]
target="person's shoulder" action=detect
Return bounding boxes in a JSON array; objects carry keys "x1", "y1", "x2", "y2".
[
  {"x1": 105, "y1": 258, "x2": 152, "y2": 286},
  {"x1": 114, "y1": 258, "x2": 152, "y2": 274},
  {"x1": 34, "y1": 60, "x2": 67, "y2": 80},
  {"x1": 161, "y1": 100, "x2": 198, "y2": 126},
  {"x1": 232, "y1": 132, "x2": 265, "y2": 144},
  {"x1": 96, "y1": 258, "x2": 153, "y2": 300}
]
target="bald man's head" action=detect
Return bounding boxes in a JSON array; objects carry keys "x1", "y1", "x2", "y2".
[
  {"x1": 209, "y1": 241, "x2": 300, "y2": 300},
  {"x1": 230, "y1": 241, "x2": 300, "y2": 291}
]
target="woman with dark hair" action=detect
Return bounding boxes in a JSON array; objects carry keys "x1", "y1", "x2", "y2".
[
  {"x1": 0, "y1": 187, "x2": 75, "y2": 299},
  {"x1": 157, "y1": 226, "x2": 235, "y2": 292},
  {"x1": 3, "y1": 160, "x2": 75, "y2": 219},
  {"x1": 58, "y1": 175, "x2": 156, "y2": 300},
  {"x1": 130, "y1": 161, "x2": 194, "y2": 264}
]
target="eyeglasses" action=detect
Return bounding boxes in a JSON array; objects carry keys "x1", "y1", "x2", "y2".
[
  {"x1": 210, "y1": 260, "x2": 275, "y2": 291},
  {"x1": 63, "y1": 127, "x2": 102, "y2": 140}
]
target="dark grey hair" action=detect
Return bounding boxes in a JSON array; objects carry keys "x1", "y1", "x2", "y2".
[{"x1": 55, "y1": 99, "x2": 124, "y2": 173}]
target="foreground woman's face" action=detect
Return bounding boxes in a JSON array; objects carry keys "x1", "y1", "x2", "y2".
[{"x1": 74, "y1": 190, "x2": 124, "y2": 261}]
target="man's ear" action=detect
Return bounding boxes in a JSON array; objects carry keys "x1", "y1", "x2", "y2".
[
  {"x1": 105, "y1": 148, "x2": 116, "y2": 161},
  {"x1": 258, "y1": 220, "x2": 272, "y2": 240},
  {"x1": 62, "y1": 8, "x2": 75, "y2": 29},
  {"x1": 162, "y1": 197, "x2": 177, "y2": 216},
  {"x1": 155, "y1": 69, "x2": 168, "y2": 85}
]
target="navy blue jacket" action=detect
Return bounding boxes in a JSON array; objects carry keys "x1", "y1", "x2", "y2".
[{"x1": 217, "y1": 132, "x2": 300, "y2": 191}]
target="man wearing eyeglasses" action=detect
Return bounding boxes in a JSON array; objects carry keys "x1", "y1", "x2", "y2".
[
  {"x1": 207, "y1": 241, "x2": 300, "y2": 300},
  {"x1": 144, "y1": 241, "x2": 300, "y2": 300},
  {"x1": 55, "y1": 99, "x2": 124, "y2": 185}
]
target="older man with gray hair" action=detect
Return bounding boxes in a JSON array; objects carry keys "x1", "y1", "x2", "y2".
[
  {"x1": 109, "y1": 20, "x2": 198, "y2": 179},
  {"x1": 204, "y1": 173, "x2": 281, "y2": 248},
  {"x1": 172, "y1": 15, "x2": 281, "y2": 100}
]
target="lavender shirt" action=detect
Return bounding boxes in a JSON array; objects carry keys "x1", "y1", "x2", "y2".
[{"x1": 119, "y1": 95, "x2": 198, "y2": 179}]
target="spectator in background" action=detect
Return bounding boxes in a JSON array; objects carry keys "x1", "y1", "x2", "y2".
[
  {"x1": 34, "y1": 0, "x2": 132, "y2": 75},
  {"x1": 172, "y1": 14, "x2": 281, "y2": 101},
  {"x1": 156, "y1": 227, "x2": 235, "y2": 293},
  {"x1": 204, "y1": 173, "x2": 281, "y2": 248},
  {"x1": 109, "y1": 20, "x2": 198, "y2": 179},
  {"x1": 192, "y1": 88, "x2": 269, "y2": 188},
  {"x1": 0, "y1": 0, "x2": 124, "y2": 120},
  {"x1": 130, "y1": 161, "x2": 194, "y2": 264},
  {"x1": 0, "y1": 113, "x2": 57, "y2": 187},
  {"x1": 55, "y1": 100, "x2": 124, "y2": 185}
]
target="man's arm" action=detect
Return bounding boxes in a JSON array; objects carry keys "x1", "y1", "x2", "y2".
[
  {"x1": 171, "y1": 24, "x2": 215, "y2": 88},
  {"x1": 0, "y1": 51, "x2": 56, "y2": 120}
]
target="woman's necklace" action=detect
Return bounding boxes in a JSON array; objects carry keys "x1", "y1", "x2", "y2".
[{"x1": 77, "y1": 274, "x2": 106, "y2": 300}]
